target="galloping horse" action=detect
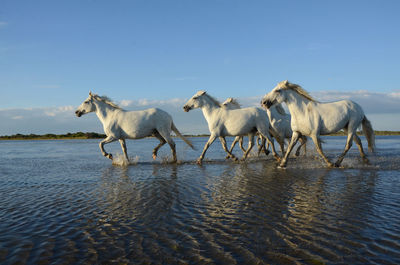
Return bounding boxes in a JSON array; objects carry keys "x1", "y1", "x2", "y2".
[
  {"x1": 263, "y1": 102, "x2": 307, "y2": 156},
  {"x1": 221, "y1": 97, "x2": 268, "y2": 156},
  {"x1": 75, "y1": 92, "x2": 194, "y2": 162},
  {"x1": 183, "y1": 91, "x2": 280, "y2": 164},
  {"x1": 262, "y1": 80, "x2": 375, "y2": 168}
]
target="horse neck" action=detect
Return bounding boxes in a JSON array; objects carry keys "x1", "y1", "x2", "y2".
[
  {"x1": 200, "y1": 97, "x2": 221, "y2": 123},
  {"x1": 93, "y1": 100, "x2": 118, "y2": 123},
  {"x1": 284, "y1": 92, "x2": 311, "y2": 115},
  {"x1": 268, "y1": 107, "x2": 283, "y2": 121}
]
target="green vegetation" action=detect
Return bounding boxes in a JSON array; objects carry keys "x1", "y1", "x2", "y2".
[
  {"x1": 327, "y1": 130, "x2": 400, "y2": 136},
  {"x1": 0, "y1": 132, "x2": 106, "y2": 140},
  {"x1": 0, "y1": 131, "x2": 399, "y2": 140}
]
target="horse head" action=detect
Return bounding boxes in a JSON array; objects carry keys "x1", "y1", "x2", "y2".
[
  {"x1": 222, "y1": 97, "x2": 241, "y2": 110},
  {"x1": 261, "y1": 80, "x2": 289, "y2": 109},
  {"x1": 75, "y1": 92, "x2": 96, "y2": 117},
  {"x1": 183, "y1": 91, "x2": 207, "y2": 112}
]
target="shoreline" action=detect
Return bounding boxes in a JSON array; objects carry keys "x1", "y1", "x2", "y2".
[{"x1": 1, "y1": 131, "x2": 400, "y2": 140}]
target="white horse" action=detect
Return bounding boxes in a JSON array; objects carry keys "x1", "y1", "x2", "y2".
[
  {"x1": 261, "y1": 80, "x2": 375, "y2": 168},
  {"x1": 264, "y1": 102, "x2": 307, "y2": 156},
  {"x1": 222, "y1": 97, "x2": 307, "y2": 157},
  {"x1": 221, "y1": 98, "x2": 246, "y2": 153},
  {"x1": 75, "y1": 92, "x2": 194, "y2": 162},
  {"x1": 183, "y1": 91, "x2": 280, "y2": 164},
  {"x1": 221, "y1": 97, "x2": 269, "y2": 156}
]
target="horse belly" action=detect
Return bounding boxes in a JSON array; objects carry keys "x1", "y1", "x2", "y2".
[
  {"x1": 223, "y1": 116, "x2": 257, "y2": 136},
  {"x1": 116, "y1": 114, "x2": 156, "y2": 139}
]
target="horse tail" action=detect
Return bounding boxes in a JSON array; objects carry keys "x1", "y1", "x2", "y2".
[
  {"x1": 362, "y1": 116, "x2": 376, "y2": 152},
  {"x1": 171, "y1": 122, "x2": 195, "y2": 149}
]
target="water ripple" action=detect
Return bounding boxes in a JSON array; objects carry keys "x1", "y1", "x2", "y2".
[{"x1": 1, "y1": 138, "x2": 400, "y2": 264}]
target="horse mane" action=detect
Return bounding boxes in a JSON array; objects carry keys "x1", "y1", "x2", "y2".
[
  {"x1": 204, "y1": 92, "x2": 223, "y2": 107},
  {"x1": 93, "y1": 94, "x2": 122, "y2": 109},
  {"x1": 274, "y1": 103, "x2": 286, "y2": 115},
  {"x1": 282, "y1": 81, "x2": 317, "y2": 102}
]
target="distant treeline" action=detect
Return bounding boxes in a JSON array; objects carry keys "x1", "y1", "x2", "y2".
[
  {"x1": 0, "y1": 131, "x2": 399, "y2": 140},
  {"x1": 328, "y1": 130, "x2": 400, "y2": 136},
  {"x1": 0, "y1": 132, "x2": 106, "y2": 140}
]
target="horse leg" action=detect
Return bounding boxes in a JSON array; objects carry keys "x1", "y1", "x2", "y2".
[
  {"x1": 228, "y1": 136, "x2": 240, "y2": 154},
  {"x1": 219, "y1": 137, "x2": 237, "y2": 160},
  {"x1": 119, "y1": 139, "x2": 129, "y2": 161},
  {"x1": 198, "y1": 134, "x2": 217, "y2": 165},
  {"x1": 99, "y1": 136, "x2": 117, "y2": 160},
  {"x1": 257, "y1": 135, "x2": 269, "y2": 156},
  {"x1": 152, "y1": 131, "x2": 166, "y2": 160},
  {"x1": 256, "y1": 135, "x2": 262, "y2": 155},
  {"x1": 257, "y1": 137, "x2": 270, "y2": 156},
  {"x1": 311, "y1": 134, "x2": 334, "y2": 167},
  {"x1": 334, "y1": 131, "x2": 354, "y2": 167},
  {"x1": 242, "y1": 133, "x2": 255, "y2": 160},
  {"x1": 257, "y1": 128, "x2": 280, "y2": 162},
  {"x1": 239, "y1": 136, "x2": 246, "y2": 153},
  {"x1": 278, "y1": 137, "x2": 285, "y2": 156},
  {"x1": 157, "y1": 129, "x2": 177, "y2": 163},
  {"x1": 279, "y1": 132, "x2": 301, "y2": 168},
  {"x1": 295, "y1": 136, "x2": 306, "y2": 156},
  {"x1": 353, "y1": 134, "x2": 370, "y2": 164}
]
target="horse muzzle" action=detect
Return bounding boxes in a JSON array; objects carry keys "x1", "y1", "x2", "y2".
[
  {"x1": 75, "y1": 110, "x2": 83, "y2": 117},
  {"x1": 261, "y1": 100, "x2": 274, "y2": 109},
  {"x1": 183, "y1": 105, "x2": 191, "y2": 112}
]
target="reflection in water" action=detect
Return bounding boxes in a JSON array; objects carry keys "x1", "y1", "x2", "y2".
[
  {"x1": 79, "y1": 163, "x2": 398, "y2": 264},
  {"x1": 1, "y1": 137, "x2": 400, "y2": 264}
]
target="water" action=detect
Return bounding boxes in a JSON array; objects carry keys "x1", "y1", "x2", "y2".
[{"x1": 0, "y1": 136, "x2": 399, "y2": 264}]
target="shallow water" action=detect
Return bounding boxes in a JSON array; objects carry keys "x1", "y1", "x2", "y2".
[{"x1": 0, "y1": 136, "x2": 399, "y2": 264}]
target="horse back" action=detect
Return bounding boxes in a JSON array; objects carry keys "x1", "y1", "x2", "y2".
[
  {"x1": 112, "y1": 108, "x2": 173, "y2": 139},
  {"x1": 316, "y1": 100, "x2": 365, "y2": 134},
  {"x1": 217, "y1": 107, "x2": 269, "y2": 136}
]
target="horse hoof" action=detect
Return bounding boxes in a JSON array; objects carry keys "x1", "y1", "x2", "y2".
[
  {"x1": 152, "y1": 154, "x2": 157, "y2": 160},
  {"x1": 363, "y1": 158, "x2": 371, "y2": 165},
  {"x1": 108, "y1": 154, "x2": 113, "y2": 160},
  {"x1": 196, "y1": 159, "x2": 203, "y2": 165},
  {"x1": 328, "y1": 162, "x2": 336, "y2": 168},
  {"x1": 277, "y1": 164, "x2": 286, "y2": 169}
]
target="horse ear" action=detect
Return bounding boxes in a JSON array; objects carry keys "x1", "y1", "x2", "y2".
[
  {"x1": 199, "y1": 91, "x2": 206, "y2": 95},
  {"x1": 283, "y1": 80, "x2": 289, "y2": 85},
  {"x1": 89, "y1": 91, "x2": 92, "y2": 96}
]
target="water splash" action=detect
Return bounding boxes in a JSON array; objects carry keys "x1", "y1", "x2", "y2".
[{"x1": 112, "y1": 153, "x2": 140, "y2": 166}]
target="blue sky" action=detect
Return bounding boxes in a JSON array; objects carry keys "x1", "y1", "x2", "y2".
[{"x1": 1, "y1": 0, "x2": 400, "y2": 134}]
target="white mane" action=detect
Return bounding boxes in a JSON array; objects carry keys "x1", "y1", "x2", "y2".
[
  {"x1": 93, "y1": 94, "x2": 122, "y2": 109},
  {"x1": 203, "y1": 92, "x2": 222, "y2": 107},
  {"x1": 280, "y1": 81, "x2": 317, "y2": 102}
]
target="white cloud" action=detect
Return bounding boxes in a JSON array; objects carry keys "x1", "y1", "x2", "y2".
[
  {"x1": 389, "y1": 91, "x2": 400, "y2": 99},
  {"x1": 0, "y1": 90, "x2": 400, "y2": 135},
  {"x1": 120, "y1": 100, "x2": 133, "y2": 107},
  {"x1": 311, "y1": 90, "x2": 400, "y2": 114},
  {"x1": 44, "y1": 106, "x2": 75, "y2": 117}
]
